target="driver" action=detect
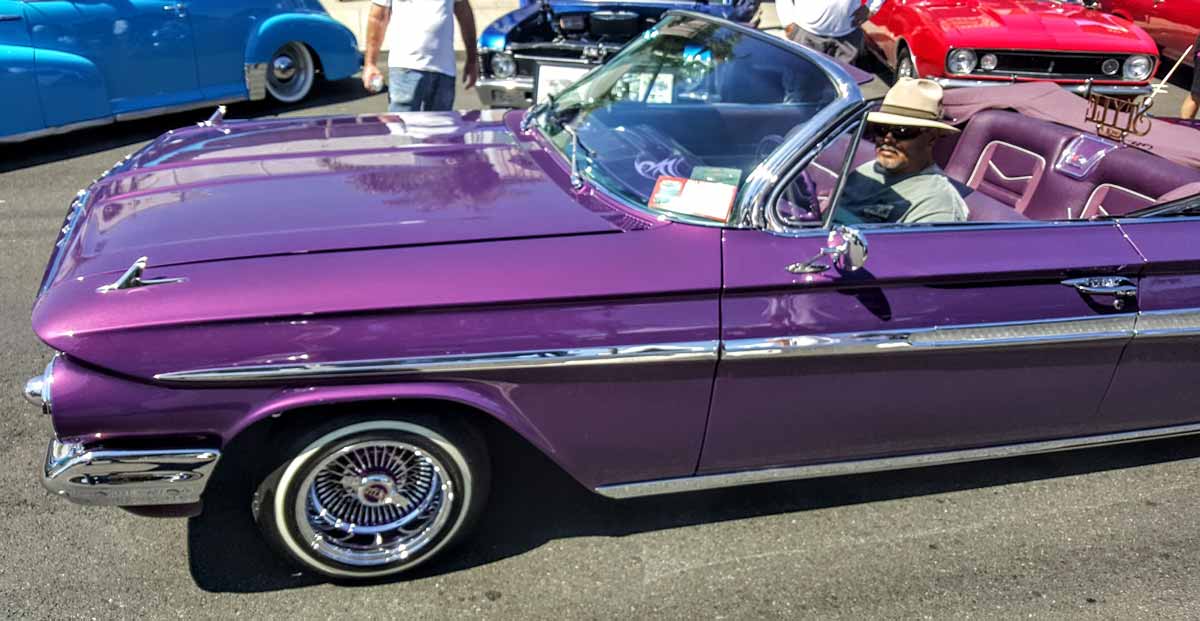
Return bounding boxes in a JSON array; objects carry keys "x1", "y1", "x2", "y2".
[{"x1": 836, "y1": 78, "x2": 968, "y2": 225}]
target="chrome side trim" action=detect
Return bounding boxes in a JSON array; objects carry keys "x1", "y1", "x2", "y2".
[
  {"x1": 43, "y1": 440, "x2": 221, "y2": 506},
  {"x1": 0, "y1": 117, "x2": 114, "y2": 144},
  {"x1": 114, "y1": 97, "x2": 244, "y2": 122},
  {"x1": 1, "y1": 95, "x2": 247, "y2": 143},
  {"x1": 246, "y1": 62, "x2": 268, "y2": 100},
  {"x1": 1135, "y1": 309, "x2": 1200, "y2": 338},
  {"x1": 154, "y1": 340, "x2": 720, "y2": 383},
  {"x1": 595, "y1": 421, "x2": 1200, "y2": 498},
  {"x1": 723, "y1": 315, "x2": 1134, "y2": 360}
]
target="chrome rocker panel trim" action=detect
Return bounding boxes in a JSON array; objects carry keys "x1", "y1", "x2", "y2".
[
  {"x1": 723, "y1": 314, "x2": 1135, "y2": 359},
  {"x1": 154, "y1": 340, "x2": 721, "y2": 383},
  {"x1": 43, "y1": 439, "x2": 221, "y2": 506},
  {"x1": 1135, "y1": 308, "x2": 1200, "y2": 338},
  {"x1": 1, "y1": 96, "x2": 247, "y2": 143},
  {"x1": 596, "y1": 421, "x2": 1200, "y2": 498}
]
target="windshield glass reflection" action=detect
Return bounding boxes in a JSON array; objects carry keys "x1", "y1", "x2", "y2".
[{"x1": 536, "y1": 15, "x2": 839, "y2": 220}]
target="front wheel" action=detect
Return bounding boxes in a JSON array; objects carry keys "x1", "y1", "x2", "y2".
[
  {"x1": 254, "y1": 416, "x2": 489, "y2": 580},
  {"x1": 265, "y1": 42, "x2": 316, "y2": 103},
  {"x1": 896, "y1": 47, "x2": 918, "y2": 80}
]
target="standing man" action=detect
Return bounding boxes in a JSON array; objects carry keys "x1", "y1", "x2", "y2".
[
  {"x1": 361, "y1": 0, "x2": 479, "y2": 112},
  {"x1": 776, "y1": 0, "x2": 885, "y2": 65},
  {"x1": 1181, "y1": 33, "x2": 1200, "y2": 119}
]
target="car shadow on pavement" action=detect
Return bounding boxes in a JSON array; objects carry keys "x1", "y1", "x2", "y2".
[
  {"x1": 187, "y1": 426, "x2": 1200, "y2": 593},
  {"x1": 0, "y1": 78, "x2": 382, "y2": 175}
]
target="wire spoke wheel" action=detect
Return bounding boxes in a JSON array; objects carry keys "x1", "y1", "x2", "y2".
[
  {"x1": 295, "y1": 440, "x2": 454, "y2": 567},
  {"x1": 266, "y1": 42, "x2": 314, "y2": 103}
]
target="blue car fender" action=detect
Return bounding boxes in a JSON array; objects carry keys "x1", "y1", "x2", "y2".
[
  {"x1": 479, "y1": 3, "x2": 541, "y2": 51},
  {"x1": 31, "y1": 47, "x2": 112, "y2": 129},
  {"x1": 245, "y1": 13, "x2": 361, "y2": 84}
]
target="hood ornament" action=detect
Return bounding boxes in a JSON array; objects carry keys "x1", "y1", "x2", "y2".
[
  {"x1": 97, "y1": 256, "x2": 185, "y2": 293},
  {"x1": 199, "y1": 105, "x2": 231, "y2": 133}
]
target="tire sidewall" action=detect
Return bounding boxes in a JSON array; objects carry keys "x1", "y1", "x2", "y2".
[
  {"x1": 267, "y1": 420, "x2": 477, "y2": 579},
  {"x1": 267, "y1": 42, "x2": 314, "y2": 103}
]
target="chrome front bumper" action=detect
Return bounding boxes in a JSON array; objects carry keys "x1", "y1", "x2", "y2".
[
  {"x1": 477, "y1": 77, "x2": 534, "y2": 108},
  {"x1": 934, "y1": 78, "x2": 1154, "y2": 97},
  {"x1": 43, "y1": 439, "x2": 221, "y2": 507}
]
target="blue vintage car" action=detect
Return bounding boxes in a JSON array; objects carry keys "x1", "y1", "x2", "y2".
[
  {"x1": 477, "y1": 0, "x2": 760, "y2": 107},
  {"x1": 0, "y1": 0, "x2": 360, "y2": 143}
]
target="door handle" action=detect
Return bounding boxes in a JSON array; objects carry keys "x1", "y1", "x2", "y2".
[
  {"x1": 1062, "y1": 276, "x2": 1137, "y2": 310},
  {"x1": 162, "y1": 3, "x2": 186, "y2": 13},
  {"x1": 0, "y1": 14, "x2": 22, "y2": 21}
]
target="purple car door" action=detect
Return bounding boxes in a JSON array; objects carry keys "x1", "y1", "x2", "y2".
[
  {"x1": 1094, "y1": 219, "x2": 1200, "y2": 431},
  {"x1": 701, "y1": 221, "x2": 1144, "y2": 473},
  {"x1": 697, "y1": 118, "x2": 1144, "y2": 472}
]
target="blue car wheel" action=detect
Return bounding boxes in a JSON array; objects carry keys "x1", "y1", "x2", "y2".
[{"x1": 266, "y1": 41, "x2": 316, "y2": 103}]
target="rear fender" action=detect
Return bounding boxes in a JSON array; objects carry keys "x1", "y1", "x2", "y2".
[
  {"x1": 32, "y1": 47, "x2": 112, "y2": 128},
  {"x1": 0, "y1": 43, "x2": 45, "y2": 137},
  {"x1": 245, "y1": 14, "x2": 361, "y2": 81}
]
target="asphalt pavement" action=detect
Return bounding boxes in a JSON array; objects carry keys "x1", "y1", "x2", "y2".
[{"x1": 3, "y1": 64, "x2": 1200, "y2": 620}]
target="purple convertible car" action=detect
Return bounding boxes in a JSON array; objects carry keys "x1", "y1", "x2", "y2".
[{"x1": 24, "y1": 12, "x2": 1200, "y2": 580}]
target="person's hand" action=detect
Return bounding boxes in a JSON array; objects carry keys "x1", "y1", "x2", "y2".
[
  {"x1": 362, "y1": 64, "x2": 385, "y2": 92},
  {"x1": 851, "y1": 4, "x2": 871, "y2": 27},
  {"x1": 462, "y1": 55, "x2": 479, "y2": 90}
]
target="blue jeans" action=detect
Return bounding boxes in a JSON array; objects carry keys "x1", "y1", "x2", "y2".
[{"x1": 388, "y1": 68, "x2": 455, "y2": 112}]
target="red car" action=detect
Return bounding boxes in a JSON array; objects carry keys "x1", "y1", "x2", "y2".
[
  {"x1": 863, "y1": 0, "x2": 1160, "y2": 96},
  {"x1": 1100, "y1": 0, "x2": 1198, "y2": 67}
]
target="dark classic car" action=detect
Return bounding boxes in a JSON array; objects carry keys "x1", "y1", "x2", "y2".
[
  {"x1": 476, "y1": 0, "x2": 760, "y2": 107},
  {"x1": 26, "y1": 11, "x2": 1200, "y2": 580},
  {"x1": 862, "y1": 0, "x2": 1160, "y2": 96}
]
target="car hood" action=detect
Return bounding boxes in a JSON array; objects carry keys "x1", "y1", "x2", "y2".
[
  {"x1": 41, "y1": 110, "x2": 628, "y2": 290},
  {"x1": 920, "y1": 0, "x2": 1155, "y2": 51}
]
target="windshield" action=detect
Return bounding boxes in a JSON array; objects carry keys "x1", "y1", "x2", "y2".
[{"x1": 536, "y1": 15, "x2": 839, "y2": 223}]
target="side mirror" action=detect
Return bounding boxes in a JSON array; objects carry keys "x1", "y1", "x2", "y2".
[{"x1": 786, "y1": 225, "x2": 868, "y2": 274}]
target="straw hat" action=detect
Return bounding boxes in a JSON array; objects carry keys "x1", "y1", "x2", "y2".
[{"x1": 866, "y1": 78, "x2": 960, "y2": 133}]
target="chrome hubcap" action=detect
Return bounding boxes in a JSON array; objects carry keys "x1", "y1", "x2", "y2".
[
  {"x1": 272, "y1": 55, "x2": 297, "y2": 82},
  {"x1": 296, "y1": 440, "x2": 453, "y2": 567},
  {"x1": 266, "y1": 42, "x2": 312, "y2": 102}
]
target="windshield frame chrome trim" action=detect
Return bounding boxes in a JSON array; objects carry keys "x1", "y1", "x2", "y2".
[{"x1": 527, "y1": 10, "x2": 866, "y2": 230}]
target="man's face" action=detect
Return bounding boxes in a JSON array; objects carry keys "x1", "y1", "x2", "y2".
[{"x1": 868, "y1": 123, "x2": 936, "y2": 174}]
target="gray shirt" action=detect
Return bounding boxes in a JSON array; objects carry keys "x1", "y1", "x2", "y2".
[{"x1": 836, "y1": 162, "x2": 968, "y2": 225}]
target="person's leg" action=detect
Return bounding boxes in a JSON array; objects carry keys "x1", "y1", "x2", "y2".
[
  {"x1": 388, "y1": 68, "x2": 425, "y2": 112},
  {"x1": 429, "y1": 71, "x2": 456, "y2": 111},
  {"x1": 831, "y1": 29, "x2": 865, "y2": 65}
]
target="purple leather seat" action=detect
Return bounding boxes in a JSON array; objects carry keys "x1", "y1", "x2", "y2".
[
  {"x1": 944, "y1": 110, "x2": 1073, "y2": 218},
  {"x1": 944, "y1": 109, "x2": 1200, "y2": 221}
]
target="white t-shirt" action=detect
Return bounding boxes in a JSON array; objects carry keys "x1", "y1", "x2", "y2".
[
  {"x1": 776, "y1": 0, "x2": 886, "y2": 38},
  {"x1": 373, "y1": 0, "x2": 460, "y2": 76}
]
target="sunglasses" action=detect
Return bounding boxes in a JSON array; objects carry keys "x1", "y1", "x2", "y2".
[{"x1": 866, "y1": 123, "x2": 928, "y2": 141}]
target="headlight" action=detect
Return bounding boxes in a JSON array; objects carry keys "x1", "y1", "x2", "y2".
[
  {"x1": 947, "y1": 49, "x2": 978, "y2": 75},
  {"x1": 979, "y1": 53, "x2": 998, "y2": 72},
  {"x1": 1102, "y1": 58, "x2": 1120, "y2": 76},
  {"x1": 1123, "y1": 55, "x2": 1153, "y2": 81},
  {"x1": 23, "y1": 356, "x2": 56, "y2": 415},
  {"x1": 490, "y1": 52, "x2": 516, "y2": 79}
]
